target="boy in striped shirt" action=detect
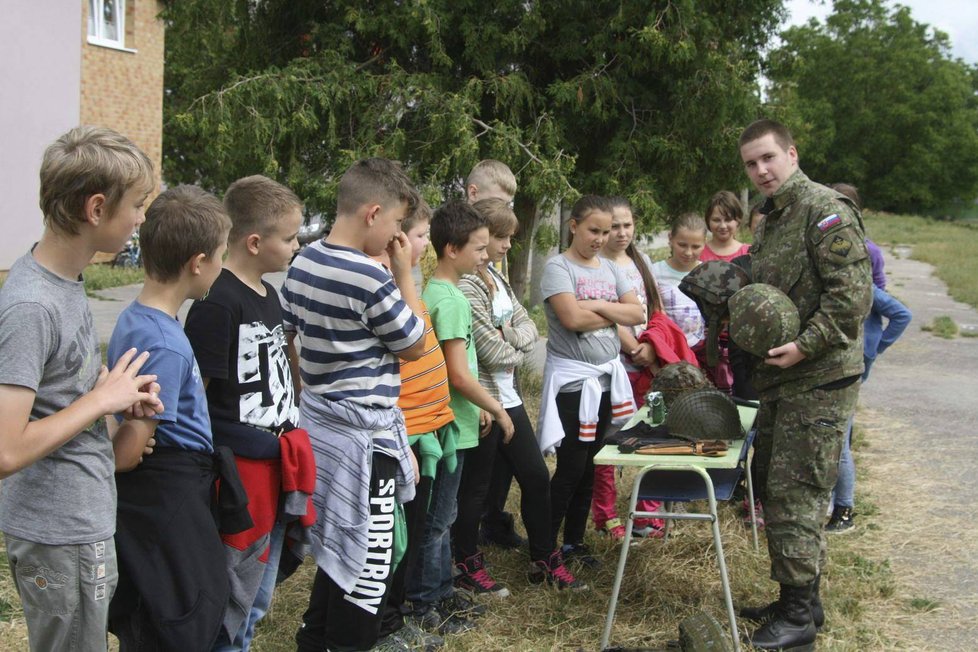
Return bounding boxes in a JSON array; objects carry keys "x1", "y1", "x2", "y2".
[{"x1": 281, "y1": 158, "x2": 427, "y2": 652}]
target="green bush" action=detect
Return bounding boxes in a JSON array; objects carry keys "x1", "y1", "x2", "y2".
[{"x1": 84, "y1": 264, "x2": 145, "y2": 295}]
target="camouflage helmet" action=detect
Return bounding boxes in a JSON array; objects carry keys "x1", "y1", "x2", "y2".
[
  {"x1": 728, "y1": 283, "x2": 801, "y2": 358},
  {"x1": 650, "y1": 361, "x2": 712, "y2": 408},
  {"x1": 678, "y1": 261, "x2": 752, "y2": 368},
  {"x1": 665, "y1": 388, "x2": 745, "y2": 441}
]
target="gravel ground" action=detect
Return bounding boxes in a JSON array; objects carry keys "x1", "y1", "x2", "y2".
[{"x1": 851, "y1": 247, "x2": 978, "y2": 650}]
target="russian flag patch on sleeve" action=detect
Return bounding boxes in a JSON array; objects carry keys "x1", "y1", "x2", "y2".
[{"x1": 816, "y1": 214, "x2": 842, "y2": 231}]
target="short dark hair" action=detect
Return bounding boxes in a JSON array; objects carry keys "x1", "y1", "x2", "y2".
[
  {"x1": 830, "y1": 183, "x2": 862, "y2": 211},
  {"x1": 706, "y1": 190, "x2": 744, "y2": 225},
  {"x1": 402, "y1": 197, "x2": 432, "y2": 234},
  {"x1": 739, "y1": 119, "x2": 795, "y2": 151},
  {"x1": 224, "y1": 175, "x2": 302, "y2": 243},
  {"x1": 430, "y1": 200, "x2": 487, "y2": 259},
  {"x1": 141, "y1": 185, "x2": 231, "y2": 282},
  {"x1": 336, "y1": 158, "x2": 419, "y2": 218}
]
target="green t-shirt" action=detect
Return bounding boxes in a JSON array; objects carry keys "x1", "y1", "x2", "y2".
[{"x1": 422, "y1": 278, "x2": 480, "y2": 450}]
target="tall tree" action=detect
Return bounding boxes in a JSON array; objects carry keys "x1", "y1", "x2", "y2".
[
  {"x1": 765, "y1": 0, "x2": 978, "y2": 213},
  {"x1": 162, "y1": 0, "x2": 783, "y2": 298}
]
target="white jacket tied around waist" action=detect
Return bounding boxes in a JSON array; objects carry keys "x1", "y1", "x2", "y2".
[{"x1": 536, "y1": 354, "x2": 636, "y2": 453}]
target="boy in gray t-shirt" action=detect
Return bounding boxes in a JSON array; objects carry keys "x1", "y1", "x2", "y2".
[{"x1": 0, "y1": 127, "x2": 161, "y2": 652}]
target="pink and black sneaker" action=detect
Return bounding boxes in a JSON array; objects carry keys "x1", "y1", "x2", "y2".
[
  {"x1": 454, "y1": 551, "x2": 510, "y2": 598},
  {"x1": 529, "y1": 550, "x2": 588, "y2": 591}
]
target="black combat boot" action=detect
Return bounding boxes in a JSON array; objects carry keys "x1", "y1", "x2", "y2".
[
  {"x1": 748, "y1": 582, "x2": 817, "y2": 651},
  {"x1": 741, "y1": 574, "x2": 824, "y2": 630}
]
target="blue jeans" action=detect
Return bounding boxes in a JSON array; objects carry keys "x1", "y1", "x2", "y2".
[
  {"x1": 212, "y1": 521, "x2": 286, "y2": 651},
  {"x1": 833, "y1": 416, "x2": 856, "y2": 508},
  {"x1": 407, "y1": 450, "x2": 464, "y2": 608}
]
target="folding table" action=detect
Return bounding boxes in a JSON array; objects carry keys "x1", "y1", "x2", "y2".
[{"x1": 596, "y1": 403, "x2": 759, "y2": 652}]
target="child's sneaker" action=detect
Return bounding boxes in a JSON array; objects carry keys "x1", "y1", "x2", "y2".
[
  {"x1": 560, "y1": 542, "x2": 602, "y2": 570},
  {"x1": 368, "y1": 632, "x2": 412, "y2": 652},
  {"x1": 825, "y1": 505, "x2": 855, "y2": 533},
  {"x1": 372, "y1": 620, "x2": 442, "y2": 652},
  {"x1": 438, "y1": 590, "x2": 487, "y2": 618},
  {"x1": 597, "y1": 517, "x2": 626, "y2": 540},
  {"x1": 411, "y1": 604, "x2": 475, "y2": 636},
  {"x1": 632, "y1": 523, "x2": 666, "y2": 539},
  {"x1": 454, "y1": 552, "x2": 510, "y2": 598},
  {"x1": 742, "y1": 498, "x2": 765, "y2": 529},
  {"x1": 528, "y1": 550, "x2": 588, "y2": 591}
]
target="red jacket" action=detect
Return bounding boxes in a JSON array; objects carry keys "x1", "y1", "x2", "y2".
[{"x1": 632, "y1": 312, "x2": 700, "y2": 400}]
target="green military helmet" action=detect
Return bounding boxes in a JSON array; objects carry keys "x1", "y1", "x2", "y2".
[
  {"x1": 728, "y1": 283, "x2": 801, "y2": 358},
  {"x1": 650, "y1": 361, "x2": 712, "y2": 408},
  {"x1": 678, "y1": 261, "x2": 752, "y2": 368},
  {"x1": 665, "y1": 388, "x2": 745, "y2": 441}
]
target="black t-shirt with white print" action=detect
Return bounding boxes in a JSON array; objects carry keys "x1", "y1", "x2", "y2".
[{"x1": 185, "y1": 269, "x2": 299, "y2": 457}]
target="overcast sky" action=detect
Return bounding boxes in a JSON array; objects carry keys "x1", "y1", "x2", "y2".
[{"x1": 784, "y1": 0, "x2": 978, "y2": 64}]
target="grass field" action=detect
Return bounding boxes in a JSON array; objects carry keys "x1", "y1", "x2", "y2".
[
  {"x1": 83, "y1": 264, "x2": 145, "y2": 296},
  {"x1": 0, "y1": 390, "x2": 915, "y2": 652},
  {"x1": 863, "y1": 212, "x2": 978, "y2": 310}
]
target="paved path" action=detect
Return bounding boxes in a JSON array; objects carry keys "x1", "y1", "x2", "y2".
[
  {"x1": 852, "y1": 247, "x2": 978, "y2": 650},
  {"x1": 88, "y1": 271, "x2": 288, "y2": 345}
]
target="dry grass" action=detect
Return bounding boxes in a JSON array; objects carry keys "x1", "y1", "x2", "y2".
[
  {"x1": 864, "y1": 212, "x2": 978, "y2": 310},
  {"x1": 0, "y1": 398, "x2": 936, "y2": 651}
]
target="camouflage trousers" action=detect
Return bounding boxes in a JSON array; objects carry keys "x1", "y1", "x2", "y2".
[{"x1": 753, "y1": 383, "x2": 860, "y2": 586}]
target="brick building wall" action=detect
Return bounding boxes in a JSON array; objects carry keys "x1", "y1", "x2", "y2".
[{"x1": 81, "y1": 0, "x2": 165, "y2": 193}]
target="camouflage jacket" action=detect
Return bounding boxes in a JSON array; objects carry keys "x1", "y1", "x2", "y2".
[{"x1": 749, "y1": 170, "x2": 873, "y2": 398}]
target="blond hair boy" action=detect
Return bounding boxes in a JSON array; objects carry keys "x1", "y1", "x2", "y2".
[
  {"x1": 465, "y1": 159, "x2": 517, "y2": 204},
  {"x1": 184, "y1": 175, "x2": 304, "y2": 650},
  {"x1": 465, "y1": 159, "x2": 525, "y2": 549},
  {"x1": 0, "y1": 126, "x2": 161, "y2": 651}
]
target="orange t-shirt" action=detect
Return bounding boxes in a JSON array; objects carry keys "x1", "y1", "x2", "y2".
[{"x1": 399, "y1": 304, "x2": 455, "y2": 436}]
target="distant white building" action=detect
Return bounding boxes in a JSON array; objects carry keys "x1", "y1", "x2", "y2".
[{"x1": 0, "y1": 1, "x2": 164, "y2": 270}]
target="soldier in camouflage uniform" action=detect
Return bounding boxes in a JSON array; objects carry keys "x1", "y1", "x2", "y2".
[{"x1": 736, "y1": 119, "x2": 873, "y2": 651}]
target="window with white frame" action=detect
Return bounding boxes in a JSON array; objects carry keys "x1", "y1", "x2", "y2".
[{"x1": 88, "y1": 0, "x2": 128, "y2": 49}]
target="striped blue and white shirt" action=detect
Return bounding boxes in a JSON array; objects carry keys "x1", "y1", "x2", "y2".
[{"x1": 281, "y1": 241, "x2": 424, "y2": 408}]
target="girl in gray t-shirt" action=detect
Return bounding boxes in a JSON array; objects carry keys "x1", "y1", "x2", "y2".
[{"x1": 538, "y1": 195, "x2": 644, "y2": 568}]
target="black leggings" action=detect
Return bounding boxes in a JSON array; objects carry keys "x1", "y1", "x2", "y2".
[
  {"x1": 379, "y1": 442, "x2": 433, "y2": 638},
  {"x1": 550, "y1": 390, "x2": 612, "y2": 549},
  {"x1": 296, "y1": 453, "x2": 398, "y2": 652},
  {"x1": 452, "y1": 404, "x2": 553, "y2": 562},
  {"x1": 483, "y1": 452, "x2": 515, "y2": 528}
]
